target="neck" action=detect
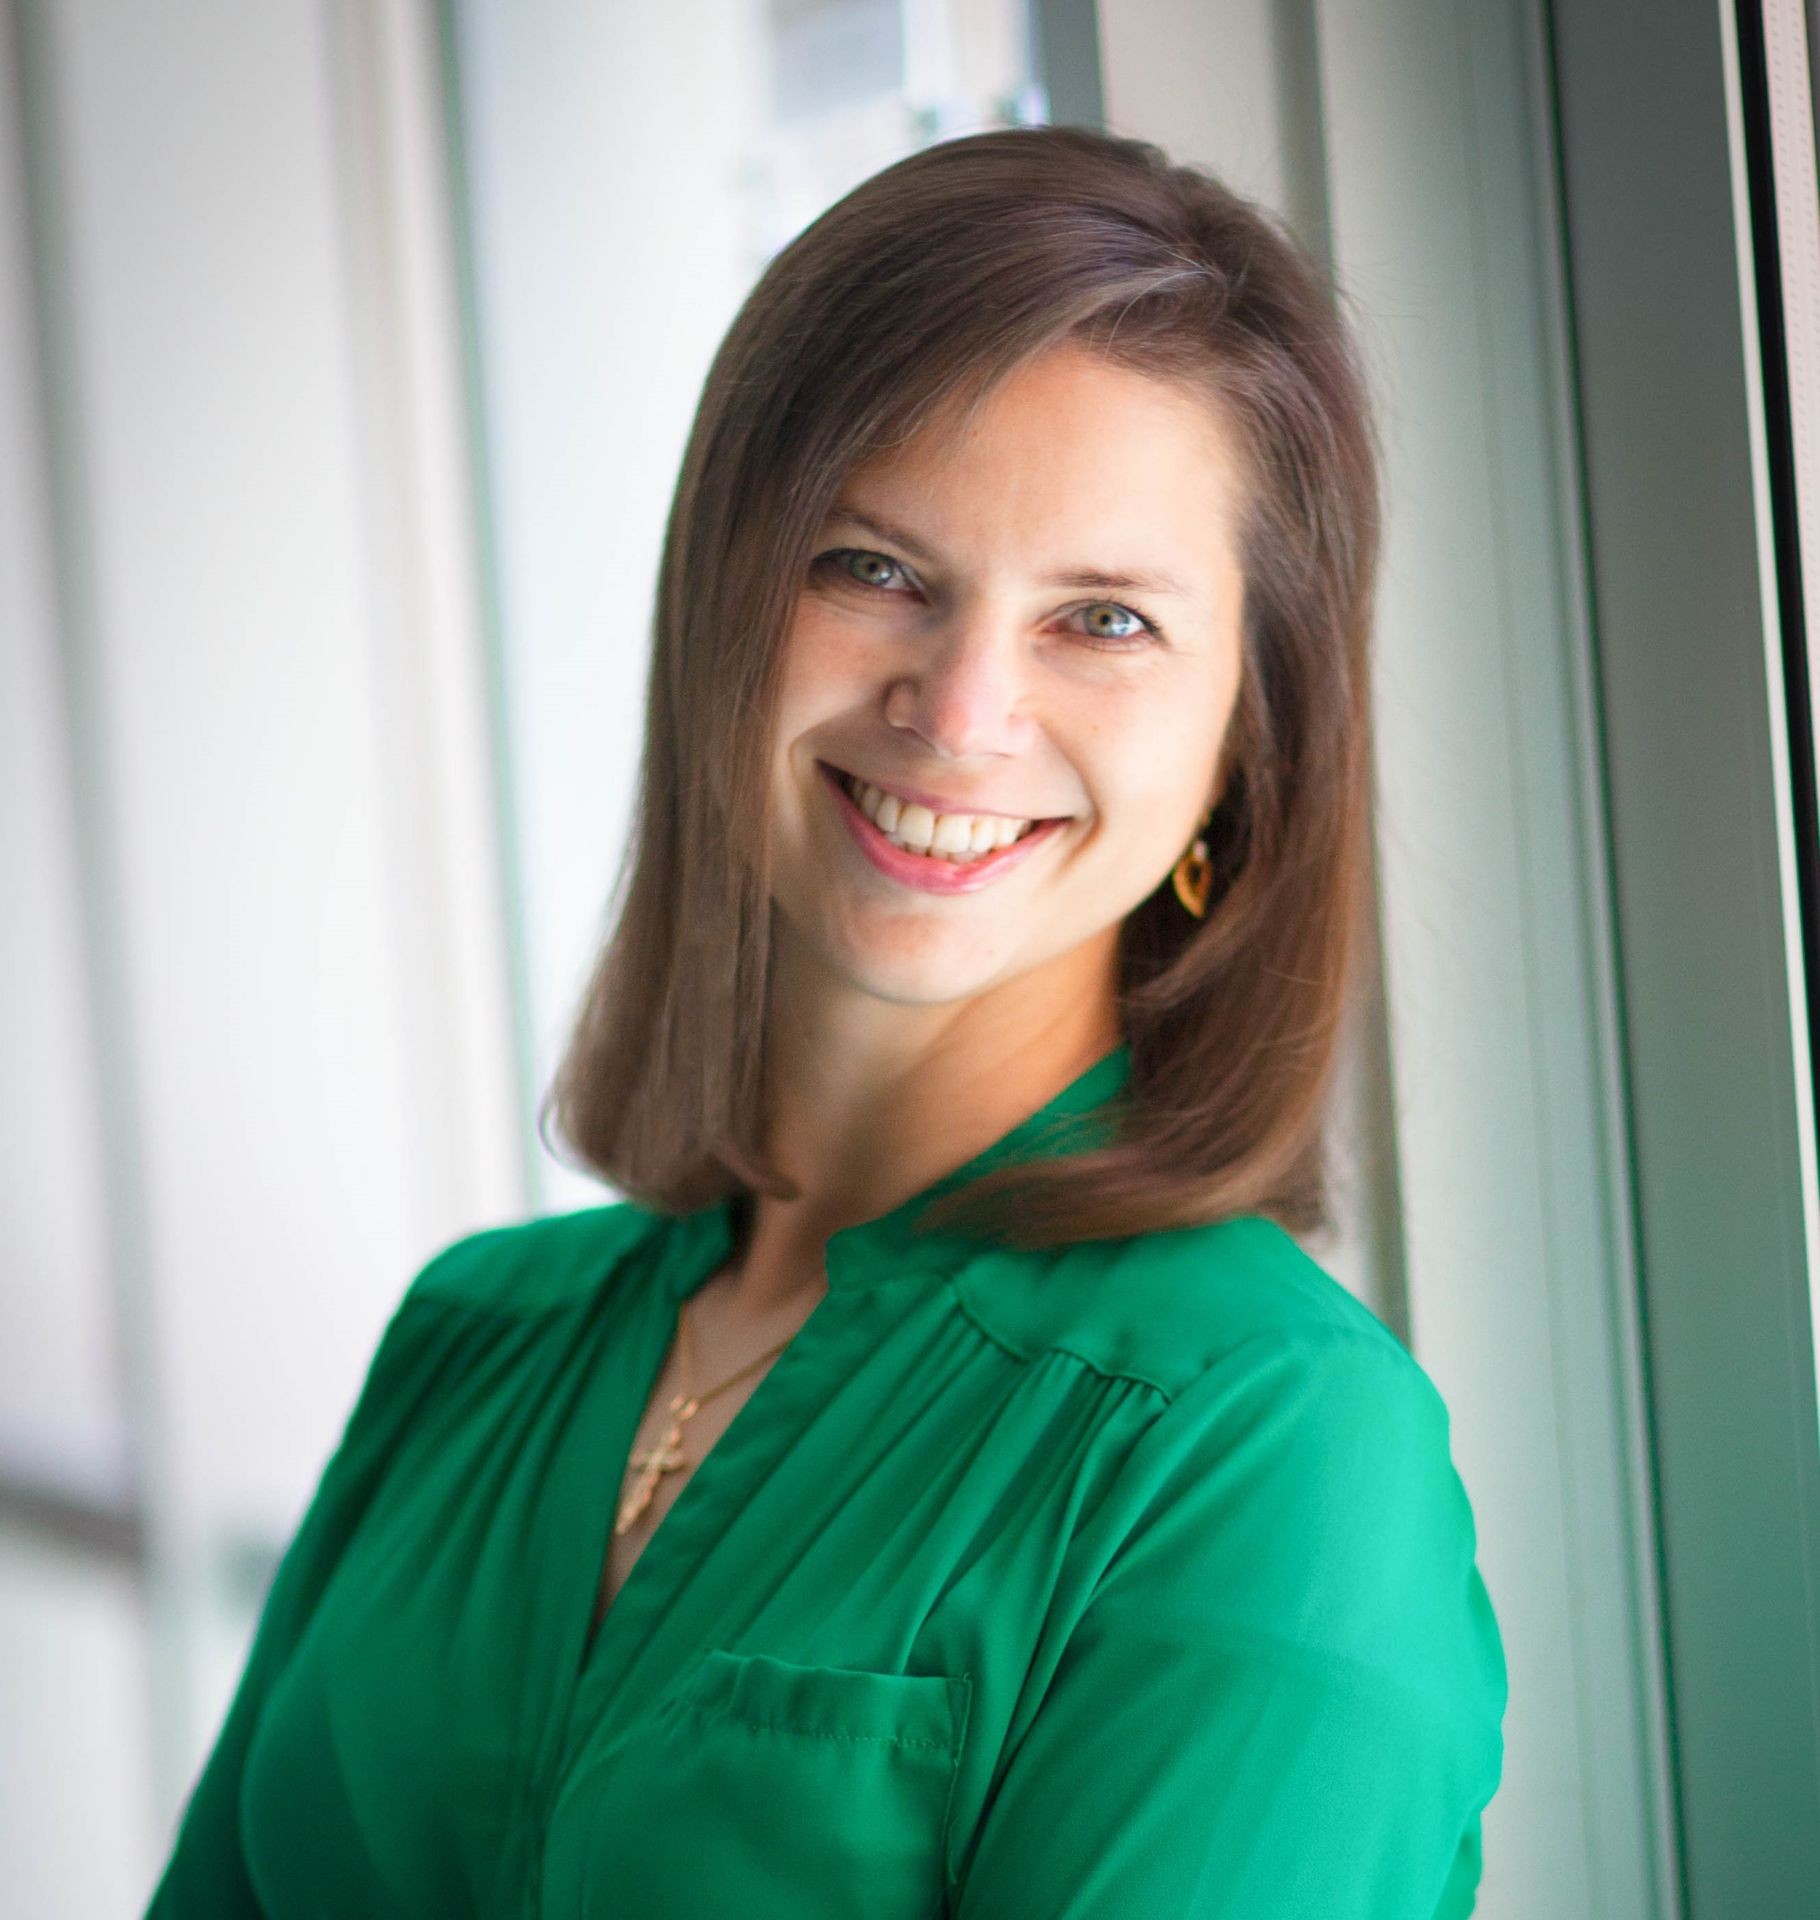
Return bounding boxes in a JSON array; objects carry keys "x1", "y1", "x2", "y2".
[{"x1": 725, "y1": 974, "x2": 1122, "y2": 1319}]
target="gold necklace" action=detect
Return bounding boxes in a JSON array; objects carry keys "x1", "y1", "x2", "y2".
[{"x1": 613, "y1": 1295, "x2": 798, "y2": 1536}]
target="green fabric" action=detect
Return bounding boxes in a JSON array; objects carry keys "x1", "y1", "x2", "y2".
[{"x1": 145, "y1": 1042, "x2": 1506, "y2": 1917}]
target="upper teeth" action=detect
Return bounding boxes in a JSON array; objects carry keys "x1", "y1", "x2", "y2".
[{"x1": 844, "y1": 772, "x2": 1035, "y2": 854}]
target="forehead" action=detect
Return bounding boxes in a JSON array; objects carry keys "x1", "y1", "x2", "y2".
[{"x1": 837, "y1": 345, "x2": 1246, "y2": 574}]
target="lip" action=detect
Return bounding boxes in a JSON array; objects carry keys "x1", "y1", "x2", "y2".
[
  {"x1": 818, "y1": 760, "x2": 1069, "y2": 895},
  {"x1": 821, "y1": 761, "x2": 1062, "y2": 825}
]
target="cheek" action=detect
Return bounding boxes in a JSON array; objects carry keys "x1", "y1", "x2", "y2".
[
  {"x1": 1077, "y1": 691, "x2": 1232, "y2": 849},
  {"x1": 774, "y1": 608, "x2": 877, "y2": 726}
]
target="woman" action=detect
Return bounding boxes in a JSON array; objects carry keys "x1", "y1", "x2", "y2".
[{"x1": 147, "y1": 125, "x2": 1506, "y2": 1917}]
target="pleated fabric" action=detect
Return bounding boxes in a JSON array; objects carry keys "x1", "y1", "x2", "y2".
[{"x1": 145, "y1": 1043, "x2": 1507, "y2": 1918}]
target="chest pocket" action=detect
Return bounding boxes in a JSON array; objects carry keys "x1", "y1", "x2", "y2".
[{"x1": 549, "y1": 1648, "x2": 972, "y2": 1920}]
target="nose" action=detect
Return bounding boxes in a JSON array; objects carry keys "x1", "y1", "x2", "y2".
[{"x1": 883, "y1": 607, "x2": 1039, "y2": 762}]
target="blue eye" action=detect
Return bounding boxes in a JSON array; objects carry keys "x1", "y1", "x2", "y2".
[
  {"x1": 814, "y1": 548, "x2": 913, "y2": 592},
  {"x1": 1066, "y1": 602, "x2": 1161, "y2": 649},
  {"x1": 810, "y1": 547, "x2": 1164, "y2": 651}
]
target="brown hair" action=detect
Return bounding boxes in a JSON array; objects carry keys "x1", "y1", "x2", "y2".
[{"x1": 541, "y1": 123, "x2": 1383, "y2": 1249}]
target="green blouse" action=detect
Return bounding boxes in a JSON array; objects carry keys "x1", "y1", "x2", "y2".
[{"x1": 145, "y1": 1042, "x2": 1506, "y2": 1918}]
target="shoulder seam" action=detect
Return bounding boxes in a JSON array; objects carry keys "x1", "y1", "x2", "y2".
[
  {"x1": 1193, "y1": 1318, "x2": 1423, "y2": 1383},
  {"x1": 946, "y1": 1280, "x2": 1177, "y2": 1398},
  {"x1": 1174, "y1": 1320, "x2": 1441, "y2": 1422},
  {"x1": 950, "y1": 1282, "x2": 1420, "y2": 1407}
]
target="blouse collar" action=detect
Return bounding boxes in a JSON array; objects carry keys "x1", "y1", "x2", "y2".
[{"x1": 673, "y1": 1041, "x2": 1133, "y2": 1296}]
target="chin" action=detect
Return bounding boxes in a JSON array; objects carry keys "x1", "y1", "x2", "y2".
[{"x1": 815, "y1": 918, "x2": 1021, "y2": 1006}]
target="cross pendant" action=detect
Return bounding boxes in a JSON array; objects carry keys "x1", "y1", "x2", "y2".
[{"x1": 614, "y1": 1403, "x2": 695, "y2": 1536}]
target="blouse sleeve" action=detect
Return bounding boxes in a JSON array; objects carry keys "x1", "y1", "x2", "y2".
[
  {"x1": 950, "y1": 1324, "x2": 1508, "y2": 1919},
  {"x1": 143, "y1": 1256, "x2": 469, "y2": 1918}
]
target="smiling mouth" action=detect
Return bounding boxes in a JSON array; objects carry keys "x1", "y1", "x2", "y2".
[
  {"x1": 818, "y1": 759, "x2": 1072, "y2": 885},
  {"x1": 817, "y1": 764, "x2": 1059, "y2": 864}
]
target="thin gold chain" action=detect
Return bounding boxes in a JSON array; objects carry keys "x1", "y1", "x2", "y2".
[{"x1": 612, "y1": 1295, "x2": 799, "y2": 1536}]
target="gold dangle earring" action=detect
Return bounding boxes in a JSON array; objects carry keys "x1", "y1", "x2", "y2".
[{"x1": 1171, "y1": 804, "x2": 1216, "y2": 919}]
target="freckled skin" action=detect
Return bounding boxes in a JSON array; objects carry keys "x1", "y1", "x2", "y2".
[{"x1": 768, "y1": 339, "x2": 1248, "y2": 1027}]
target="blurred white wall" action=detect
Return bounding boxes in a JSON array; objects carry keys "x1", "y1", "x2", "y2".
[
  {"x1": 0, "y1": 0, "x2": 523, "y2": 1907},
  {"x1": 447, "y1": 0, "x2": 771, "y2": 1218}
]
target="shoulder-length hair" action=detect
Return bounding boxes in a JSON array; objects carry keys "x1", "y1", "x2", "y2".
[{"x1": 541, "y1": 123, "x2": 1383, "y2": 1250}]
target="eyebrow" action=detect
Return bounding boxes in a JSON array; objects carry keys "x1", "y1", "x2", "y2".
[{"x1": 825, "y1": 502, "x2": 1198, "y2": 600}]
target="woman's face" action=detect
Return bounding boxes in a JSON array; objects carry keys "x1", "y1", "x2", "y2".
[{"x1": 766, "y1": 339, "x2": 1248, "y2": 1024}]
